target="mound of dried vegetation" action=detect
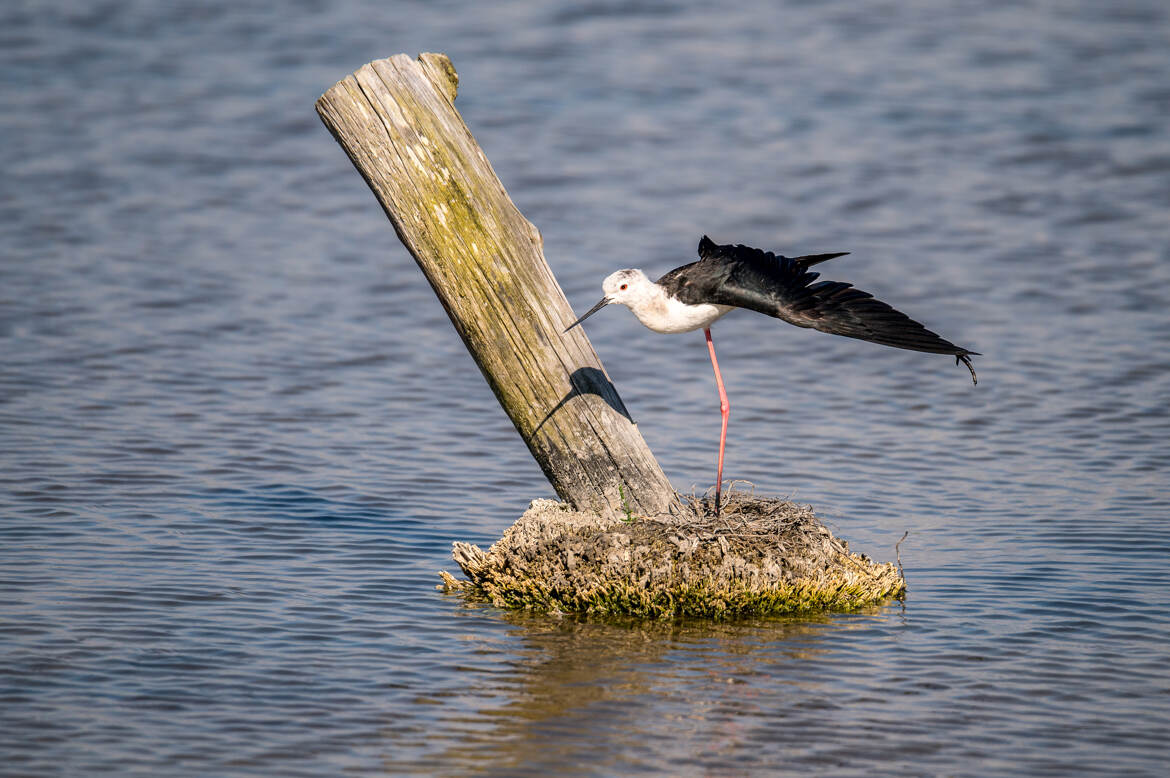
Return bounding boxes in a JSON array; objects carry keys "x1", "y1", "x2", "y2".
[{"x1": 440, "y1": 490, "x2": 905, "y2": 619}]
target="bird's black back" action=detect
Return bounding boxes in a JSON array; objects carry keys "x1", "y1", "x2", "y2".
[{"x1": 656, "y1": 236, "x2": 975, "y2": 357}]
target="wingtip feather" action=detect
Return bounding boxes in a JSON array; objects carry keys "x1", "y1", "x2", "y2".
[{"x1": 957, "y1": 353, "x2": 978, "y2": 385}]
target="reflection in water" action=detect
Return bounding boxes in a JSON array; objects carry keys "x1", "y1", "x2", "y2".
[{"x1": 423, "y1": 606, "x2": 898, "y2": 775}]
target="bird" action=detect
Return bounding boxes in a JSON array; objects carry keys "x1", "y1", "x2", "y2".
[{"x1": 565, "y1": 235, "x2": 978, "y2": 516}]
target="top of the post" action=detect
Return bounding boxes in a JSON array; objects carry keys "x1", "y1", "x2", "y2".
[
  {"x1": 316, "y1": 52, "x2": 459, "y2": 110},
  {"x1": 418, "y1": 52, "x2": 458, "y2": 102}
]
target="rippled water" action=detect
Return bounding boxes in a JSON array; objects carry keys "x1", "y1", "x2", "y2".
[{"x1": 3, "y1": 1, "x2": 1169, "y2": 775}]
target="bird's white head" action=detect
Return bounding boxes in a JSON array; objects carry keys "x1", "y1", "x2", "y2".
[
  {"x1": 601, "y1": 268, "x2": 653, "y2": 306},
  {"x1": 564, "y1": 268, "x2": 653, "y2": 332}
]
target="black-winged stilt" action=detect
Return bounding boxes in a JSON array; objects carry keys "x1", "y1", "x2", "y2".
[{"x1": 566, "y1": 235, "x2": 978, "y2": 515}]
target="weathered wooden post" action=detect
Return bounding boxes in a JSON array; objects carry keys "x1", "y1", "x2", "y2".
[{"x1": 316, "y1": 53, "x2": 676, "y2": 517}]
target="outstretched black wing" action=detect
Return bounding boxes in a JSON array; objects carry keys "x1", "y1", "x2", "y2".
[{"x1": 660, "y1": 237, "x2": 978, "y2": 361}]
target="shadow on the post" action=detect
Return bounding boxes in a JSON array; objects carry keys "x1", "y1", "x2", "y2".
[{"x1": 534, "y1": 367, "x2": 635, "y2": 435}]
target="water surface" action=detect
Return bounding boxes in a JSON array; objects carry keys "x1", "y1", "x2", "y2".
[{"x1": 3, "y1": 1, "x2": 1169, "y2": 775}]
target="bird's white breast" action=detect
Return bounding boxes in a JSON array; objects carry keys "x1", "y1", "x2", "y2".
[{"x1": 629, "y1": 293, "x2": 734, "y2": 334}]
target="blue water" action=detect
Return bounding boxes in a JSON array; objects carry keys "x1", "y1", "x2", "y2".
[{"x1": 3, "y1": 1, "x2": 1169, "y2": 775}]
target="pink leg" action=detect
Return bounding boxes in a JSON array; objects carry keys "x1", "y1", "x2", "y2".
[{"x1": 704, "y1": 328, "x2": 729, "y2": 515}]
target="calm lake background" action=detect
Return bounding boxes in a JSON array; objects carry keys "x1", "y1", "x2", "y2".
[{"x1": 3, "y1": 1, "x2": 1169, "y2": 775}]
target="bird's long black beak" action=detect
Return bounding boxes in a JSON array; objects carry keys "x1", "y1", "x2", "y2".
[{"x1": 564, "y1": 297, "x2": 611, "y2": 332}]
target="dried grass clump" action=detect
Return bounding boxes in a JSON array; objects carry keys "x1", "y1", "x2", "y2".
[{"x1": 439, "y1": 490, "x2": 905, "y2": 619}]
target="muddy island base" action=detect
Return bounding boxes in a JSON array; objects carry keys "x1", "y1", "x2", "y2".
[{"x1": 440, "y1": 491, "x2": 906, "y2": 619}]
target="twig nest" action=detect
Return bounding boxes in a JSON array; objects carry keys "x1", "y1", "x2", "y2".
[{"x1": 440, "y1": 492, "x2": 906, "y2": 619}]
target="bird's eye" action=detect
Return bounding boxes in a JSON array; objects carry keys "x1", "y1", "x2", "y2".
[{"x1": 620, "y1": 283, "x2": 628, "y2": 291}]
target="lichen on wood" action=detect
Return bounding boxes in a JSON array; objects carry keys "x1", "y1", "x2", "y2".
[{"x1": 440, "y1": 490, "x2": 906, "y2": 619}]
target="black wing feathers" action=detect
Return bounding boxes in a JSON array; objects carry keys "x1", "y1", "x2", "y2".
[
  {"x1": 675, "y1": 237, "x2": 975, "y2": 358},
  {"x1": 698, "y1": 235, "x2": 847, "y2": 269},
  {"x1": 793, "y1": 251, "x2": 850, "y2": 268}
]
